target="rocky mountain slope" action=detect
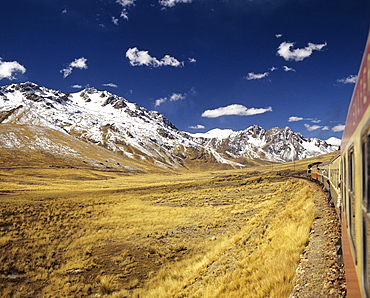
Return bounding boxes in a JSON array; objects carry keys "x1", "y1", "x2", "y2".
[{"x1": 0, "y1": 82, "x2": 339, "y2": 171}]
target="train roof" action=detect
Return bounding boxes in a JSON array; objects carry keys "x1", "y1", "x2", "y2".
[
  {"x1": 308, "y1": 152, "x2": 341, "y2": 168},
  {"x1": 308, "y1": 162, "x2": 322, "y2": 168}
]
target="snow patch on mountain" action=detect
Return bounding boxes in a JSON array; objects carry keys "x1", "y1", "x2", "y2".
[
  {"x1": 326, "y1": 137, "x2": 341, "y2": 146},
  {"x1": 191, "y1": 128, "x2": 235, "y2": 139}
]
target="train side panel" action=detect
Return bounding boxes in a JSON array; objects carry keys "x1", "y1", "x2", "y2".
[
  {"x1": 317, "y1": 154, "x2": 342, "y2": 209},
  {"x1": 342, "y1": 143, "x2": 363, "y2": 297},
  {"x1": 329, "y1": 155, "x2": 342, "y2": 209}
]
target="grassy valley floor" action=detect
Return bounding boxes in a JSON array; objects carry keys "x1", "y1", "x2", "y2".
[{"x1": 0, "y1": 161, "x2": 332, "y2": 297}]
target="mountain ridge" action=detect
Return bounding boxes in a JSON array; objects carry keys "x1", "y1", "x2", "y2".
[{"x1": 0, "y1": 82, "x2": 339, "y2": 171}]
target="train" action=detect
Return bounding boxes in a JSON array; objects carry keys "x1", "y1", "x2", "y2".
[{"x1": 308, "y1": 31, "x2": 370, "y2": 297}]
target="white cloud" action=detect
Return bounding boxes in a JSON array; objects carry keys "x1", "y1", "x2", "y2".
[
  {"x1": 126, "y1": 48, "x2": 154, "y2": 66},
  {"x1": 126, "y1": 47, "x2": 183, "y2": 68},
  {"x1": 288, "y1": 116, "x2": 304, "y2": 122},
  {"x1": 70, "y1": 57, "x2": 87, "y2": 69},
  {"x1": 103, "y1": 83, "x2": 118, "y2": 88},
  {"x1": 189, "y1": 124, "x2": 205, "y2": 129},
  {"x1": 161, "y1": 55, "x2": 183, "y2": 67},
  {"x1": 155, "y1": 92, "x2": 186, "y2": 107},
  {"x1": 269, "y1": 66, "x2": 278, "y2": 71},
  {"x1": 289, "y1": 116, "x2": 321, "y2": 123},
  {"x1": 300, "y1": 120, "x2": 344, "y2": 132},
  {"x1": 283, "y1": 65, "x2": 295, "y2": 72},
  {"x1": 155, "y1": 97, "x2": 167, "y2": 107},
  {"x1": 304, "y1": 124, "x2": 322, "y2": 131},
  {"x1": 0, "y1": 58, "x2": 26, "y2": 80},
  {"x1": 245, "y1": 72, "x2": 269, "y2": 80},
  {"x1": 277, "y1": 41, "x2": 327, "y2": 62},
  {"x1": 61, "y1": 68, "x2": 72, "y2": 78},
  {"x1": 116, "y1": 0, "x2": 135, "y2": 7},
  {"x1": 71, "y1": 84, "x2": 83, "y2": 89},
  {"x1": 337, "y1": 75, "x2": 358, "y2": 84},
  {"x1": 169, "y1": 93, "x2": 185, "y2": 101},
  {"x1": 275, "y1": 34, "x2": 283, "y2": 38},
  {"x1": 120, "y1": 10, "x2": 129, "y2": 20},
  {"x1": 61, "y1": 57, "x2": 88, "y2": 78},
  {"x1": 202, "y1": 104, "x2": 272, "y2": 118},
  {"x1": 189, "y1": 58, "x2": 197, "y2": 63},
  {"x1": 159, "y1": 0, "x2": 193, "y2": 7},
  {"x1": 332, "y1": 124, "x2": 345, "y2": 132},
  {"x1": 112, "y1": 16, "x2": 119, "y2": 25},
  {"x1": 116, "y1": 0, "x2": 135, "y2": 20}
]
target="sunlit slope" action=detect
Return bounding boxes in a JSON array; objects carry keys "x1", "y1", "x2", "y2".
[
  {"x1": 0, "y1": 124, "x2": 173, "y2": 174},
  {"x1": 0, "y1": 123, "x2": 272, "y2": 173}
]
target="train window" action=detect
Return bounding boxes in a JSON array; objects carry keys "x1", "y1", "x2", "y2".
[
  {"x1": 363, "y1": 133, "x2": 370, "y2": 212},
  {"x1": 342, "y1": 157, "x2": 347, "y2": 217},
  {"x1": 348, "y1": 150, "x2": 356, "y2": 252},
  {"x1": 349, "y1": 150, "x2": 355, "y2": 192}
]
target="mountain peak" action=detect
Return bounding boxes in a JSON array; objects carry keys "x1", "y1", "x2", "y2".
[
  {"x1": 0, "y1": 81, "x2": 38, "y2": 92},
  {"x1": 17, "y1": 81, "x2": 40, "y2": 90},
  {"x1": 82, "y1": 87, "x2": 99, "y2": 94},
  {"x1": 326, "y1": 137, "x2": 341, "y2": 146}
]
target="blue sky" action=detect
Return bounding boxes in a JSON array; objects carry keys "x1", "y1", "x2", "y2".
[{"x1": 0, "y1": 0, "x2": 369, "y2": 140}]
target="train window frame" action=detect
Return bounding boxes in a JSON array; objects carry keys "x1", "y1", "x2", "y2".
[
  {"x1": 362, "y1": 131, "x2": 370, "y2": 213},
  {"x1": 342, "y1": 156, "x2": 347, "y2": 222}
]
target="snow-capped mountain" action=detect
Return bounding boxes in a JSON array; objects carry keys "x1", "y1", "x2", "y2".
[
  {"x1": 0, "y1": 82, "x2": 339, "y2": 170},
  {"x1": 0, "y1": 82, "x2": 241, "y2": 170},
  {"x1": 191, "y1": 126, "x2": 339, "y2": 163}
]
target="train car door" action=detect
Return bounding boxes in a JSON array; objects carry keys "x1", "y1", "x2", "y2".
[{"x1": 362, "y1": 128, "x2": 370, "y2": 297}]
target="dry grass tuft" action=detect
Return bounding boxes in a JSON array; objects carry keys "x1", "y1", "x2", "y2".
[{"x1": 97, "y1": 275, "x2": 117, "y2": 295}]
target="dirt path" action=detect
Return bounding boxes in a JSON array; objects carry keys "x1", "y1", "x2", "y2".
[{"x1": 290, "y1": 180, "x2": 346, "y2": 297}]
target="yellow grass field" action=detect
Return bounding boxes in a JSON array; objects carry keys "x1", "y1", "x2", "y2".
[{"x1": 0, "y1": 153, "x2": 336, "y2": 297}]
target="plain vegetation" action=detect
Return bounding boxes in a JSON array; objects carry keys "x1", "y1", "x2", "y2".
[{"x1": 0, "y1": 152, "x2": 337, "y2": 297}]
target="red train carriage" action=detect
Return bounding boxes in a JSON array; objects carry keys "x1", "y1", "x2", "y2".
[
  {"x1": 307, "y1": 161, "x2": 321, "y2": 180},
  {"x1": 310, "y1": 31, "x2": 370, "y2": 297}
]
